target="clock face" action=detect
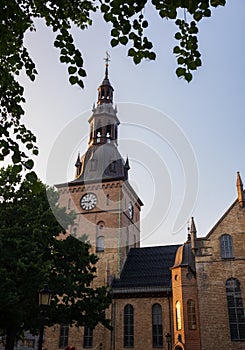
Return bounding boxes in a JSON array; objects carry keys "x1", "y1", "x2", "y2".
[
  {"x1": 80, "y1": 193, "x2": 97, "y2": 211},
  {"x1": 128, "y1": 201, "x2": 134, "y2": 219}
]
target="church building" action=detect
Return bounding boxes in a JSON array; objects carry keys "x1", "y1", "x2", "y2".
[{"x1": 45, "y1": 62, "x2": 245, "y2": 350}]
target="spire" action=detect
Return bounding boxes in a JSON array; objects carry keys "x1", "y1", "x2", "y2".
[
  {"x1": 190, "y1": 217, "x2": 197, "y2": 253},
  {"x1": 124, "y1": 157, "x2": 130, "y2": 180},
  {"x1": 75, "y1": 153, "x2": 82, "y2": 178},
  {"x1": 97, "y1": 52, "x2": 114, "y2": 105},
  {"x1": 236, "y1": 171, "x2": 244, "y2": 208}
]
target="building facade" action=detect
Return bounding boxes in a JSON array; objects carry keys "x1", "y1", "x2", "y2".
[{"x1": 44, "y1": 65, "x2": 245, "y2": 350}]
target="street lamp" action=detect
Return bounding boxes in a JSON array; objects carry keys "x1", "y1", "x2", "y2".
[
  {"x1": 165, "y1": 333, "x2": 171, "y2": 350},
  {"x1": 38, "y1": 285, "x2": 52, "y2": 350}
]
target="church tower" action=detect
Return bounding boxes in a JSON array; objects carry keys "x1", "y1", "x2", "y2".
[{"x1": 56, "y1": 58, "x2": 143, "y2": 283}]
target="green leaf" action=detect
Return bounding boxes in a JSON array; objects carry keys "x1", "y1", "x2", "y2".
[
  {"x1": 175, "y1": 32, "x2": 182, "y2": 40},
  {"x1": 101, "y1": 4, "x2": 109, "y2": 13},
  {"x1": 119, "y1": 36, "x2": 128, "y2": 45},
  {"x1": 78, "y1": 80, "x2": 84, "y2": 89},
  {"x1": 176, "y1": 67, "x2": 186, "y2": 78},
  {"x1": 193, "y1": 12, "x2": 203, "y2": 21},
  {"x1": 13, "y1": 164, "x2": 22, "y2": 174},
  {"x1": 12, "y1": 153, "x2": 21, "y2": 164},
  {"x1": 173, "y1": 46, "x2": 181, "y2": 54},
  {"x1": 60, "y1": 55, "x2": 67, "y2": 63},
  {"x1": 78, "y1": 68, "x2": 86, "y2": 77},
  {"x1": 111, "y1": 28, "x2": 119, "y2": 37},
  {"x1": 68, "y1": 66, "x2": 77, "y2": 74},
  {"x1": 111, "y1": 38, "x2": 119, "y2": 47},
  {"x1": 26, "y1": 143, "x2": 33, "y2": 150},
  {"x1": 185, "y1": 72, "x2": 193, "y2": 82},
  {"x1": 133, "y1": 55, "x2": 141, "y2": 64},
  {"x1": 177, "y1": 56, "x2": 185, "y2": 65},
  {"x1": 148, "y1": 52, "x2": 156, "y2": 60},
  {"x1": 128, "y1": 48, "x2": 136, "y2": 57},
  {"x1": 24, "y1": 159, "x2": 34, "y2": 170},
  {"x1": 69, "y1": 76, "x2": 78, "y2": 85},
  {"x1": 32, "y1": 149, "x2": 39, "y2": 156},
  {"x1": 26, "y1": 171, "x2": 38, "y2": 182}
]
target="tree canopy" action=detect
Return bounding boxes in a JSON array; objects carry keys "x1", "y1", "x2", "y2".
[
  {"x1": 0, "y1": 166, "x2": 111, "y2": 350},
  {"x1": 0, "y1": 0, "x2": 226, "y2": 175}
]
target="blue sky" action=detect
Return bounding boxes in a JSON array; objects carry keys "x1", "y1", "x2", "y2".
[{"x1": 20, "y1": 1, "x2": 245, "y2": 246}]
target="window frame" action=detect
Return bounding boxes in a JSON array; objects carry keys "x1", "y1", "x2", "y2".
[
  {"x1": 124, "y1": 304, "x2": 134, "y2": 348},
  {"x1": 59, "y1": 324, "x2": 69, "y2": 349},
  {"x1": 83, "y1": 326, "x2": 93, "y2": 348},
  {"x1": 96, "y1": 235, "x2": 104, "y2": 252},
  {"x1": 176, "y1": 301, "x2": 182, "y2": 331},
  {"x1": 152, "y1": 303, "x2": 163, "y2": 348},
  {"x1": 220, "y1": 234, "x2": 233, "y2": 259},
  {"x1": 226, "y1": 278, "x2": 245, "y2": 341},
  {"x1": 187, "y1": 299, "x2": 197, "y2": 330}
]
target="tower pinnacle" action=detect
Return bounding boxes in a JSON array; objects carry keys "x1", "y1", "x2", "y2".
[
  {"x1": 236, "y1": 171, "x2": 244, "y2": 208},
  {"x1": 97, "y1": 52, "x2": 114, "y2": 105}
]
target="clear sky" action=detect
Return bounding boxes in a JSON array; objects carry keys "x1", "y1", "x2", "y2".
[{"x1": 19, "y1": 1, "x2": 245, "y2": 247}]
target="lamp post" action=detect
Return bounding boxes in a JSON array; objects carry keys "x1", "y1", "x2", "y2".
[
  {"x1": 38, "y1": 285, "x2": 52, "y2": 350},
  {"x1": 165, "y1": 333, "x2": 171, "y2": 350}
]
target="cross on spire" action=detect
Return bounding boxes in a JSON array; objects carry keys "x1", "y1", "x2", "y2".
[{"x1": 104, "y1": 51, "x2": 111, "y2": 66}]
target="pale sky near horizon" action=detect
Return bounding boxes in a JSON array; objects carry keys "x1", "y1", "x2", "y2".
[{"x1": 18, "y1": 1, "x2": 245, "y2": 247}]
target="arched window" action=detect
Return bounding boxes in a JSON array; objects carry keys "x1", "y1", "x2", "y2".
[
  {"x1": 220, "y1": 234, "x2": 233, "y2": 258},
  {"x1": 124, "y1": 304, "x2": 134, "y2": 347},
  {"x1": 59, "y1": 324, "x2": 69, "y2": 348},
  {"x1": 187, "y1": 299, "x2": 197, "y2": 330},
  {"x1": 152, "y1": 304, "x2": 163, "y2": 347},
  {"x1": 106, "y1": 123, "x2": 111, "y2": 139},
  {"x1": 106, "y1": 194, "x2": 110, "y2": 206},
  {"x1": 83, "y1": 326, "x2": 93, "y2": 348},
  {"x1": 96, "y1": 222, "x2": 105, "y2": 252},
  {"x1": 96, "y1": 120, "x2": 102, "y2": 142},
  {"x1": 226, "y1": 278, "x2": 245, "y2": 340},
  {"x1": 176, "y1": 301, "x2": 182, "y2": 331}
]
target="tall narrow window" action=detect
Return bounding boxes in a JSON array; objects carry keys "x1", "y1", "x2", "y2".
[
  {"x1": 106, "y1": 124, "x2": 111, "y2": 138},
  {"x1": 96, "y1": 222, "x2": 105, "y2": 252},
  {"x1": 83, "y1": 326, "x2": 93, "y2": 348},
  {"x1": 226, "y1": 278, "x2": 245, "y2": 340},
  {"x1": 96, "y1": 236, "x2": 104, "y2": 252},
  {"x1": 176, "y1": 301, "x2": 182, "y2": 331},
  {"x1": 124, "y1": 304, "x2": 134, "y2": 347},
  {"x1": 152, "y1": 304, "x2": 163, "y2": 347},
  {"x1": 68, "y1": 198, "x2": 71, "y2": 210},
  {"x1": 59, "y1": 324, "x2": 69, "y2": 348},
  {"x1": 106, "y1": 194, "x2": 110, "y2": 206},
  {"x1": 187, "y1": 300, "x2": 197, "y2": 330},
  {"x1": 220, "y1": 234, "x2": 233, "y2": 258}
]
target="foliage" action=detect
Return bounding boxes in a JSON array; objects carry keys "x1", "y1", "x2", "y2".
[
  {"x1": 0, "y1": 166, "x2": 111, "y2": 350},
  {"x1": 0, "y1": 1, "x2": 226, "y2": 171}
]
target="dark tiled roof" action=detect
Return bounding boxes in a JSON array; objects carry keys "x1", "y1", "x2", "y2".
[{"x1": 112, "y1": 245, "x2": 180, "y2": 290}]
